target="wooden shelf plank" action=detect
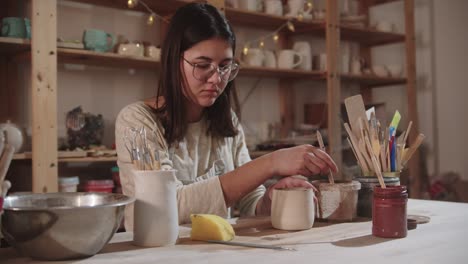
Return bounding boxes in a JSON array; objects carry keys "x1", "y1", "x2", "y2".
[
  {"x1": 0, "y1": 37, "x2": 30, "y2": 54},
  {"x1": 341, "y1": 73, "x2": 407, "y2": 86},
  {"x1": 371, "y1": 0, "x2": 402, "y2": 6},
  {"x1": 13, "y1": 153, "x2": 117, "y2": 163},
  {"x1": 239, "y1": 66, "x2": 326, "y2": 79},
  {"x1": 58, "y1": 48, "x2": 160, "y2": 69},
  {"x1": 340, "y1": 24, "x2": 405, "y2": 46}
]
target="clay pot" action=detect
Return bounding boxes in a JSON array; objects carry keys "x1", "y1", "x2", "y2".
[{"x1": 312, "y1": 180, "x2": 361, "y2": 222}]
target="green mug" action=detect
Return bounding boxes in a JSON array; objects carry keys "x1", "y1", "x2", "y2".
[
  {"x1": 83, "y1": 29, "x2": 116, "y2": 52},
  {"x1": 1, "y1": 17, "x2": 31, "y2": 39}
]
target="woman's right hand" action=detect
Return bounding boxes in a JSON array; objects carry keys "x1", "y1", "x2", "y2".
[{"x1": 270, "y1": 144, "x2": 338, "y2": 177}]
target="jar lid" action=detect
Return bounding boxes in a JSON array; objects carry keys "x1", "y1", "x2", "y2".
[
  {"x1": 58, "y1": 176, "x2": 79, "y2": 185},
  {"x1": 111, "y1": 166, "x2": 119, "y2": 173}
]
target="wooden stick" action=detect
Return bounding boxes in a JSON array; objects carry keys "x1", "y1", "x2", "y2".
[
  {"x1": 316, "y1": 131, "x2": 334, "y2": 184},
  {"x1": 347, "y1": 137, "x2": 362, "y2": 169},
  {"x1": 359, "y1": 139, "x2": 373, "y2": 173},
  {"x1": 344, "y1": 123, "x2": 370, "y2": 172},
  {"x1": 372, "y1": 155, "x2": 386, "y2": 188},
  {"x1": 402, "y1": 133, "x2": 425, "y2": 167},
  {"x1": 380, "y1": 144, "x2": 387, "y2": 172},
  {"x1": 402, "y1": 121, "x2": 413, "y2": 149}
]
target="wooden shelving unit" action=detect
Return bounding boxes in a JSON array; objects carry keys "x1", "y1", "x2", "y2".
[{"x1": 1, "y1": 0, "x2": 420, "y2": 196}]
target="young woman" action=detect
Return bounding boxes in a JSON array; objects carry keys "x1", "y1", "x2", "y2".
[{"x1": 116, "y1": 3, "x2": 338, "y2": 230}]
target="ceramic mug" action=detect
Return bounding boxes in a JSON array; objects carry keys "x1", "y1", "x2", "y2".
[
  {"x1": 1, "y1": 17, "x2": 31, "y2": 39},
  {"x1": 277, "y1": 49, "x2": 302, "y2": 69},
  {"x1": 83, "y1": 29, "x2": 116, "y2": 52},
  {"x1": 238, "y1": 0, "x2": 259, "y2": 11},
  {"x1": 293, "y1": 41, "x2": 312, "y2": 70},
  {"x1": 271, "y1": 187, "x2": 315, "y2": 230},
  {"x1": 285, "y1": 0, "x2": 311, "y2": 18},
  {"x1": 264, "y1": 0, "x2": 283, "y2": 16},
  {"x1": 263, "y1": 50, "x2": 276, "y2": 68},
  {"x1": 145, "y1": 45, "x2": 161, "y2": 61},
  {"x1": 117, "y1": 43, "x2": 144, "y2": 57},
  {"x1": 242, "y1": 48, "x2": 265, "y2": 67}
]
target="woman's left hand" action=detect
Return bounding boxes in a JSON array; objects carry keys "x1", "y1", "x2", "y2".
[{"x1": 256, "y1": 176, "x2": 316, "y2": 215}]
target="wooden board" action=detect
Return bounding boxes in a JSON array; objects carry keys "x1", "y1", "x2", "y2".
[{"x1": 31, "y1": 0, "x2": 58, "y2": 193}]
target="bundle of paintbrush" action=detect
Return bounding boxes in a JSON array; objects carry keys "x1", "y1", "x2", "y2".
[
  {"x1": 123, "y1": 126, "x2": 162, "y2": 170},
  {"x1": 344, "y1": 95, "x2": 425, "y2": 188}
]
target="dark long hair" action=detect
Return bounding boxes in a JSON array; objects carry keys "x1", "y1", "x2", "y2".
[{"x1": 155, "y1": 3, "x2": 239, "y2": 146}]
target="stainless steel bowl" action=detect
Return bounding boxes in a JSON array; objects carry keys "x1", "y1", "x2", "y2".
[{"x1": 1, "y1": 192, "x2": 135, "y2": 260}]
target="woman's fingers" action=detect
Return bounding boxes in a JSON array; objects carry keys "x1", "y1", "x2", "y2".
[
  {"x1": 310, "y1": 148, "x2": 339, "y2": 173},
  {"x1": 306, "y1": 152, "x2": 329, "y2": 175}
]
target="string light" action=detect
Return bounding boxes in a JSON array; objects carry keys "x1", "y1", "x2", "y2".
[
  {"x1": 127, "y1": 0, "x2": 138, "y2": 8},
  {"x1": 126, "y1": 0, "x2": 169, "y2": 25},
  {"x1": 147, "y1": 13, "x2": 155, "y2": 25},
  {"x1": 243, "y1": 46, "x2": 249, "y2": 56},
  {"x1": 259, "y1": 40, "x2": 264, "y2": 48},
  {"x1": 273, "y1": 34, "x2": 279, "y2": 42},
  {"x1": 287, "y1": 21, "x2": 295, "y2": 32}
]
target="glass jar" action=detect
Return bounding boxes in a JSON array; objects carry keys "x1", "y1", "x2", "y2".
[{"x1": 372, "y1": 185, "x2": 408, "y2": 238}]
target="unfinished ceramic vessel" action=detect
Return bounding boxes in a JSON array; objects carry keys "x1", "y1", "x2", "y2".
[
  {"x1": 271, "y1": 187, "x2": 315, "y2": 231},
  {"x1": 312, "y1": 180, "x2": 361, "y2": 222}
]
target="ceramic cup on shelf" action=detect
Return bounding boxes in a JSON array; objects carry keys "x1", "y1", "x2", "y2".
[
  {"x1": 263, "y1": 50, "x2": 277, "y2": 68},
  {"x1": 241, "y1": 48, "x2": 265, "y2": 67},
  {"x1": 144, "y1": 45, "x2": 161, "y2": 61},
  {"x1": 264, "y1": 0, "x2": 283, "y2": 16},
  {"x1": 351, "y1": 57, "x2": 362, "y2": 75},
  {"x1": 117, "y1": 43, "x2": 144, "y2": 57},
  {"x1": 271, "y1": 187, "x2": 315, "y2": 230},
  {"x1": 83, "y1": 29, "x2": 116, "y2": 52},
  {"x1": 293, "y1": 41, "x2": 312, "y2": 70},
  {"x1": 375, "y1": 21, "x2": 394, "y2": 32},
  {"x1": 385, "y1": 64, "x2": 403, "y2": 77},
  {"x1": 285, "y1": 0, "x2": 312, "y2": 18},
  {"x1": 0, "y1": 120, "x2": 24, "y2": 153},
  {"x1": 277, "y1": 49, "x2": 302, "y2": 69},
  {"x1": 1, "y1": 17, "x2": 30, "y2": 39},
  {"x1": 238, "y1": 0, "x2": 259, "y2": 12}
]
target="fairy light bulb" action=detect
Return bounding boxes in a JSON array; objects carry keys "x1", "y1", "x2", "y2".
[
  {"x1": 243, "y1": 46, "x2": 249, "y2": 55},
  {"x1": 259, "y1": 40, "x2": 264, "y2": 48},
  {"x1": 273, "y1": 34, "x2": 279, "y2": 42},
  {"x1": 127, "y1": 0, "x2": 138, "y2": 8},
  {"x1": 287, "y1": 21, "x2": 295, "y2": 32},
  {"x1": 307, "y1": 1, "x2": 313, "y2": 9},
  {"x1": 297, "y1": 12, "x2": 304, "y2": 21},
  {"x1": 147, "y1": 13, "x2": 155, "y2": 25}
]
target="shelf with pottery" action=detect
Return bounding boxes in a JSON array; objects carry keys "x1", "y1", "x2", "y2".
[
  {"x1": 225, "y1": 9, "x2": 404, "y2": 47},
  {"x1": 68, "y1": 0, "x2": 193, "y2": 15},
  {"x1": 13, "y1": 151, "x2": 118, "y2": 163},
  {"x1": 239, "y1": 66, "x2": 325, "y2": 79},
  {"x1": 0, "y1": 37, "x2": 30, "y2": 54}
]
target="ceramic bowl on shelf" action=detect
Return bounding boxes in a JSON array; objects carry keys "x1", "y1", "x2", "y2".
[
  {"x1": 386, "y1": 64, "x2": 403, "y2": 77},
  {"x1": 372, "y1": 65, "x2": 389, "y2": 77}
]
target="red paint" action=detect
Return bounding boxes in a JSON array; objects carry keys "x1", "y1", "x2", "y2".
[{"x1": 372, "y1": 185, "x2": 408, "y2": 238}]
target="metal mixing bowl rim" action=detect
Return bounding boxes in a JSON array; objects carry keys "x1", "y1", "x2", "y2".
[{"x1": 3, "y1": 192, "x2": 135, "y2": 211}]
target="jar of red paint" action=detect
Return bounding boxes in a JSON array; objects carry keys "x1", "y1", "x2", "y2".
[{"x1": 372, "y1": 185, "x2": 408, "y2": 238}]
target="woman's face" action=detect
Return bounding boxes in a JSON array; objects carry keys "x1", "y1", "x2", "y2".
[{"x1": 181, "y1": 38, "x2": 234, "y2": 108}]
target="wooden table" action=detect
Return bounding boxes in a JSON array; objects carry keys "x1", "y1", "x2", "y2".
[{"x1": 2, "y1": 199, "x2": 467, "y2": 263}]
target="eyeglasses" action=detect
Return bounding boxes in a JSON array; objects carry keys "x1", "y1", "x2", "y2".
[{"x1": 182, "y1": 57, "x2": 239, "y2": 82}]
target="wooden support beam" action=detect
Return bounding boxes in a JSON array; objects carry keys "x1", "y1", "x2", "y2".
[
  {"x1": 326, "y1": 0, "x2": 343, "y2": 179},
  {"x1": 404, "y1": 0, "x2": 421, "y2": 198},
  {"x1": 31, "y1": 0, "x2": 58, "y2": 193}
]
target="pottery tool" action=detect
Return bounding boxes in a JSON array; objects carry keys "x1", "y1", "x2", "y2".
[
  {"x1": 358, "y1": 139, "x2": 373, "y2": 173},
  {"x1": 347, "y1": 137, "x2": 362, "y2": 169},
  {"x1": 344, "y1": 123, "x2": 369, "y2": 172},
  {"x1": 345, "y1": 95, "x2": 369, "y2": 140},
  {"x1": 0, "y1": 144, "x2": 15, "y2": 187},
  {"x1": 369, "y1": 112, "x2": 380, "y2": 157},
  {"x1": 207, "y1": 240, "x2": 296, "y2": 251},
  {"x1": 401, "y1": 133, "x2": 425, "y2": 167},
  {"x1": 316, "y1": 131, "x2": 334, "y2": 184}
]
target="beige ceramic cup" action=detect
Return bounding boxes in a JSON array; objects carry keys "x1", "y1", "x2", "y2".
[{"x1": 271, "y1": 187, "x2": 315, "y2": 230}]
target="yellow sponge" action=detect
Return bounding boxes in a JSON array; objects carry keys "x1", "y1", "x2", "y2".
[{"x1": 190, "y1": 214, "x2": 235, "y2": 241}]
